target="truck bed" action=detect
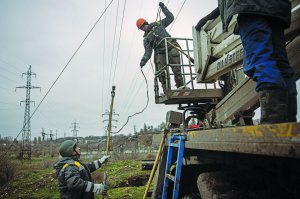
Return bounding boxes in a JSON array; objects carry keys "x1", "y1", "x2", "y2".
[
  {"x1": 185, "y1": 122, "x2": 300, "y2": 158},
  {"x1": 153, "y1": 123, "x2": 300, "y2": 158}
]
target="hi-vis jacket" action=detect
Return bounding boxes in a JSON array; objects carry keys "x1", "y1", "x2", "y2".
[
  {"x1": 140, "y1": 5, "x2": 179, "y2": 65},
  {"x1": 54, "y1": 156, "x2": 102, "y2": 199}
]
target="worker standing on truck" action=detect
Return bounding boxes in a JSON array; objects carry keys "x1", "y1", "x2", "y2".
[
  {"x1": 137, "y1": 2, "x2": 184, "y2": 93},
  {"x1": 54, "y1": 140, "x2": 110, "y2": 199},
  {"x1": 218, "y1": 0, "x2": 297, "y2": 124}
]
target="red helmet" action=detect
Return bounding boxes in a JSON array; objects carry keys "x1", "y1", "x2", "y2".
[{"x1": 136, "y1": 18, "x2": 147, "y2": 29}]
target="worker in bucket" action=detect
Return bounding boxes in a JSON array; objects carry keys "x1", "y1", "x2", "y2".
[
  {"x1": 54, "y1": 140, "x2": 110, "y2": 199},
  {"x1": 137, "y1": 2, "x2": 184, "y2": 93},
  {"x1": 218, "y1": 0, "x2": 297, "y2": 124}
]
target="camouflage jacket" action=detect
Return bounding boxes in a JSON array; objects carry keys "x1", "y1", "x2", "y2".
[
  {"x1": 54, "y1": 156, "x2": 101, "y2": 199},
  {"x1": 140, "y1": 5, "x2": 179, "y2": 65}
]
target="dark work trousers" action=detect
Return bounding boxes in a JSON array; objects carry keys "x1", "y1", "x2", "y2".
[
  {"x1": 237, "y1": 14, "x2": 297, "y2": 95},
  {"x1": 154, "y1": 47, "x2": 184, "y2": 93}
]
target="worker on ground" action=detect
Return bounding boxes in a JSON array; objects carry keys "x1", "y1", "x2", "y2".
[
  {"x1": 218, "y1": 0, "x2": 297, "y2": 124},
  {"x1": 54, "y1": 140, "x2": 110, "y2": 199},
  {"x1": 137, "y1": 2, "x2": 184, "y2": 93}
]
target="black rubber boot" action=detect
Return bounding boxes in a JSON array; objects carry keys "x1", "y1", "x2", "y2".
[
  {"x1": 259, "y1": 88, "x2": 288, "y2": 124},
  {"x1": 287, "y1": 94, "x2": 297, "y2": 122}
]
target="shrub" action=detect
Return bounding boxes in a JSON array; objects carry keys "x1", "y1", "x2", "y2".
[
  {"x1": 0, "y1": 155, "x2": 16, "y2": 186},
  {"x1": 40, "y1": 159, "x2": 57, "y2": 169}
]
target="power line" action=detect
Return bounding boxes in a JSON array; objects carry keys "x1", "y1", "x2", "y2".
[
  {"x1": 117, "y1": 0, "x2": 145, "y2": 118},
  {"x1": 0, "y1": 101, "x2": 21, "y2": 107},
  {"x1": 123, "y1": 66, "x2": 151, "y2": 115},
  {"x1": 0, "y1": 63, "x2": 21, "y2": 77},
  {"x1": 169, "y1": 0, "x2": 187, "y2": 32},
  {"x1": 118, "y1": 0, "x2": 184, "y2": 123},
  {"x1": 0, "y1": 0, "x2": 115, "y2": 161},
  {"x1": 122, "y1": 66, "x2": 151, "y2": 120},
  {"x1": 0, "y1": 57, "x2": 24, "y2": 74},
  {"x1": 112, "y1": 0, "x2": 127, "y2": 84},
  {"x1": 106, "y1": 0, "x2": 120, "y2": 108},
  {"x1": 120, "y1": 0, "x2": 186, "y2": 119},
  {"x1": 0, "y1": 73, "x2": 23, "y2": 84},
  {"x1": 113, "y1": 69, "x2": 149, "y2": 134},
  {"x1": 101, "y1": 0, "x2": 107, "y2": 135}
]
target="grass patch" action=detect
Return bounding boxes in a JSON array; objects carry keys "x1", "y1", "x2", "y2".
[
  {"x1": 105, "y1": 186, "x2": 145, "y2": 199},
  {"x1": 98, "y1": 160, "x2": 149, "y2": 187},
  {"x1": 0, "y1": 158, "x2": 152, "y2": 199}
]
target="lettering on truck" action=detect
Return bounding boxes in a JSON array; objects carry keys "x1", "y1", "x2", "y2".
[{"x1": 217, "y1": 48, "x2": 244, "y2": 71}]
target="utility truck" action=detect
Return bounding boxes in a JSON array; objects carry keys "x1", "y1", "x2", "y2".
[{"x1": 148, "y1": 1, "x2": 300, "y2": 198}]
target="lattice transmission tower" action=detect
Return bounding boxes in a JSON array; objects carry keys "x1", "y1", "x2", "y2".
[
  {"x1": 71, "y1": 120, "x2": 79, "y2": 139},
  {"x1": 16, "y1": 65, "x2": 40, "y2": 160}
]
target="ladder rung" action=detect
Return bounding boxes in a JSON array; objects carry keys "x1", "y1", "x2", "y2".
[
  {"x1": 169, "y1": 143, "x2": 179, "y2": 147},
  {"x1": 165, "y1": 174, "x2": 175, "y2": 182}
]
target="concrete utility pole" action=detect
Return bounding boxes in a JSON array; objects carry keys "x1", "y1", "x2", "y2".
[
  {"x1": 71, "y1": 120, "x2": 79, "y2": 139},
  {"x1": 102, "y1": 86, "x2": 118, "y2": 155},
  {"x1": 16, "y1": 65, "x2": 40, "y2": 160}
]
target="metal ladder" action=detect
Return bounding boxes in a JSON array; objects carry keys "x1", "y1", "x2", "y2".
[{"x1": 162, "y1": 134, "x2": 187, "y2": 199}]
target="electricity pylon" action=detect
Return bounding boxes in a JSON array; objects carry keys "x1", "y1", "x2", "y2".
[
  {"x1": 16, "y1": 65, "x2": 40, "y2": 160},
  {"x1": 71, "y1": 120, "x2": 79, "y2": 139}
]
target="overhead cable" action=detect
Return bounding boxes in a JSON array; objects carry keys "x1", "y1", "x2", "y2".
[
  {"x1": 117, "y1": 0, "x2": 145, "y2": 119},
  {"x1": 0, "y1": 0, "x2": 115, "y2": 161},
  {"x1": 101, "y1": 0, "x2": 107, "y2": 128},
  {"x1": 113, "y1": 68, "x2": 149, "y2": 134},
  {"x1": 122, "y1": 66, "x2": 151, "y2": 120},
  {"x1": 112, "y1": 0, "x2": 127, "y2": 84},
  {"x1": 169, "y1": 0, "x2": 187, "y2": 32},
  {"x1": 106, "y1": 0, "x2": 120, "y2": 108}
]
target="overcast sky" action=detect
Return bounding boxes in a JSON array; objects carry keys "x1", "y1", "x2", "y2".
[
  {"x1": 0, "y1": 0, "x2": 220, "y2": 139},
  {"x1": 0, "y1": 0, "x2": 299, "y2": 140}
]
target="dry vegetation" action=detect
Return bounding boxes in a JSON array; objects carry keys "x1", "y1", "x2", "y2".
[{"x1": 0, "y1": 153, "x2": 154, "y2": 199}]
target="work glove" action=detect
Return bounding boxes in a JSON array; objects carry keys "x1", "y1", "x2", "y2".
[
  {"x1": 159, "y1": 2, "x2": 165, "y2": 8},
  {"x1": 93, "y1": 183, "x2": 109, "y2": 195},
  {"x1": 99, "y1": 155, "x2": 110, "y2": 164},
  {"x1": 140, "y1": 60, "x2": 146, "y2": 68}
]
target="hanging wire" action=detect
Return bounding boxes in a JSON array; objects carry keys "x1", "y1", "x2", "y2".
[
  {"x1": 0, "y1": 0, "x2": 115, "y2": 161},
  {"x1": 149, "y1": 59, "x2": 155, "y2": 74},
  {"x1": 112, "y1": 68, "x2": 149, "y2": 134},
  {"x1": 156, "y1": 7, "x2": 162, "y2": 22},
  {"x1": 117, "y1": 0, "x2": 145, "y2": 119},
  {"x1": 112, "y1": 0, "x2": 182, "y2": 134},
  {"x1": 122, "y1": 65, "x2": 151, "y2": 120},
  {"x1": 114, "y1": 0, "x2": 168, "y2": 134}
]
